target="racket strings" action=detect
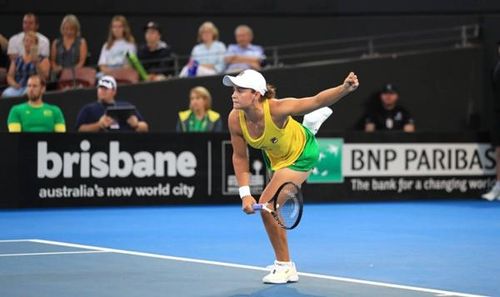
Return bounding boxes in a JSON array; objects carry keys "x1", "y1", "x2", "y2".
[
  {"x1": 278, "y1": 197, "x2": 300, "y2": 227},
  {"x1": 275, "y1": 184, "x2": 301, "y2": 228}
]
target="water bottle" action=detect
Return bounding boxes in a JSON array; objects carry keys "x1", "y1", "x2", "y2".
[{"x1": 187, "y1": 60, "x2": 199, "y2": 77}]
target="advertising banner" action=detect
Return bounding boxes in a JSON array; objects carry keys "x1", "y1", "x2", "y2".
[
  {"x1": 17, "y1": 134, "x2": 213, "y2": 206},
  {"x1": 0, "y1": 132, "x2": 495, "y2": 208},
  {"x1": 305, "y1": 138, "x2": 497, "y2": 200}
]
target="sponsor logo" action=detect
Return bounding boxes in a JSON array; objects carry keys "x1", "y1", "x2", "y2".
[
  {"x1": 37, "y1": 140, "x2": 197, "y2": 179},
  {"x1": 308, "y1": 138, "x2": 343, "y2": 183},
  {"x1": 308, "y1": 141, "x2": 496, "y2": 184},
  {"x1": 344, "y1": 143, "x2": 496, "y2": 176},
  {"x1": 222, "y1": 141, "x2": 266, "y2": 195}
]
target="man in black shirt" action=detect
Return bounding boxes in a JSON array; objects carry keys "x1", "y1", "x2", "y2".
[
  {"x1": 76, "y1": 75, "x2": 149, "y2": 132},
  {"x1": 364, "y1": 83, "x2": 415, "y2": 132},
  {"x1": 137, "y1": 21, "x2": 174, "y2": 79}
]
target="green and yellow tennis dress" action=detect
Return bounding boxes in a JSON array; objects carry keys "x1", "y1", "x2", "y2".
[{"x1": 239, "y1": 100, "x2": 319, "y2": 172}]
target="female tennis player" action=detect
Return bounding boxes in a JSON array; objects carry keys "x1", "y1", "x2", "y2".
[{"x1": 223, "y1": 69, "x2": 359, "y2": 284}]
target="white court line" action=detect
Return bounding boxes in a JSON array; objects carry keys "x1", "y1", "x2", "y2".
[
  {"x1": 0, "y1": 250, "x2": 109, "y2": 257},
  {"x1": 0, "y1": 239, "x2": 36, "y2": 243},
  {"x1": 29, "y1": 239, "x2": 487, "y2": 297}
]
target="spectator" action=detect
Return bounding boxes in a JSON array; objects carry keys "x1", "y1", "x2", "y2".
[
  {"x1": 50, "y1": 14, "x2": 88, "y2": 79},
  {"x1": 176, "y1": 86, "x2": 222, "y2": 132},
  {"x1": 364, "y1": 83, "x2": 415, "y2": 132},
  {"x1": 7, "y1": 13, "x2": 50, "y2": 60},
  {"x1": 482, "y1": 43, "x2": 500, "y2": 201},
  {"x1": 76, "y1": 75, "x2": 148, "y2": 132},
  {"x1": 98, "y1": 15, "x2": 136, "y2": 75},
  {"x1": 2, "y1": 31, "x2": 50, "y2": 98},
  {"x1": 180, "y1": 21, "x2": 226, "y2": 77},
  {"x1": 7, "y1": 74, "x2": 65, "y2": 132},
  {"x1": 0, "y1": 34, "x2": 8, "y2": 68},
  {"x1": 224, "y1": 25, "x2": 265, "y2": 73},
  {"x1": 137, "y1": 21, "x2": 174, "y2": 80}
]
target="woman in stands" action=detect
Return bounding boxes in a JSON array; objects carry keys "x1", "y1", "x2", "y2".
[
  {"x1": 180, "y1": 21, "x2": 226, "y2": 77},
  {"x1": 224, "y1": 69, "x2": 358, "y2": 284},
  {"x1": 176, "y1": 86, "x2": 222, "y2": 132},
  {"x1": 97, "y1": 15, "x2": 136, "y2": 76},
  {"x1": 50, "y1": 14, "x2": 88, "y2": 80},
  {"x1": 2, "y1": 31, "x2": 49, "y2": 98}
]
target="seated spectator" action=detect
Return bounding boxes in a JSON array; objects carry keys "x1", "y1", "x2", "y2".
[
  {"x1": 0, "y1": 34, "x2": 8, "y2": 68},
  {"x1": 224, "y1": 25, "x2": 265, "y2": 73},
  {"x1": 7, "y1": 74, "x2": 65, "y2": 132},
  {"x1": 137, "y1": 21, "x2": 174, "y2": 80},
  {"x1": 98, "y1": 15, "x2": 136, "y2": 76},
  {"x1": 176, "y1": 86, "x2": 222, "y2": 132},
  {"x1": 180, "y1": 21, "x2": 226, "y2": 77},
  {"x1": 2, "y1": 31, "x2": 50, "y2": 98},
  {"x1": 7, "y1": 13, "x2": 50, "y2": 60},
  {"x1": 76, "y1": 75, "x2": 148, "y2": 132},
  {"x1": 364, "y1": 83, "x2": 415, "y2": 132},
  {"x1": 50, "y1": 14, "x2": 88, "y2": 80}
]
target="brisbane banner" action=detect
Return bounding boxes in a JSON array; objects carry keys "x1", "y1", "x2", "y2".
[{"x1": 0, "y1": 132, "x2": 495, "y2": 208}]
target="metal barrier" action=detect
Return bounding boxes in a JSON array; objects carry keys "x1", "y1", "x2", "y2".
[{"x1": 264, "y1": 24, "x2": 480, "y2": 67}]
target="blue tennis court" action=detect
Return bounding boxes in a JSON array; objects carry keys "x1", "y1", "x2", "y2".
[{"x1": 1, "y1": 200, "x2": 499, "y2": 297}]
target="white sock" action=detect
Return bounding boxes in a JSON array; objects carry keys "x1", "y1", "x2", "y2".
[
  {"x1": 302, "y1": 107, "x2": 333, "y2": 135},
  {"x1": 275, "y1": 260, "x2": 292, "y2": 266}
]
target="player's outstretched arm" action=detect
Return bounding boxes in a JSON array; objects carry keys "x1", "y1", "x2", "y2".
[{"x1": 274, "y1": 72, "x2": 359, "y2": 116}]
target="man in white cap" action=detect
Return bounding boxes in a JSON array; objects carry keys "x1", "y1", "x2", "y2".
[
  {"x1": 76, "y1": 75, "x2": 149, "y2": 132},
  {"x1": 224, "y1": 69, "x2": 359, "y2": 284}
]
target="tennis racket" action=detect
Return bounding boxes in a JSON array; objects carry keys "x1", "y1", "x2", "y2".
[{"x1": 252, "y1": 182, "x2": 303, "y2": 230}]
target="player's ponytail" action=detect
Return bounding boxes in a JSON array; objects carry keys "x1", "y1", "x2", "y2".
[{"x1": 261, "y1": 84, "x2": 276, "y2": 100}]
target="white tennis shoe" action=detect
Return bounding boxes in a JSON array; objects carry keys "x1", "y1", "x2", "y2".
[
  {"x1": 302, "y1": 107, "x2": 333, "y2": 135},
  {"x1": 482, "y1": 182, "x2": 500, "y2": 201},
  {"x1": 262, "y1": 261, "x2": 299, "y2": 284}
]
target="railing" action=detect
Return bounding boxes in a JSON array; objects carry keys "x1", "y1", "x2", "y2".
[
  {"x1": 163, "y1": 24, "x2": 480, "y2": 73},
  {"x1": 263, "y1": 24, "x2": 480, "y2": 67}
]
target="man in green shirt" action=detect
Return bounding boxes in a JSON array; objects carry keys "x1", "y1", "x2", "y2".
[{"x1": 7, "y1": 74, "x2": 66, "y2": 132}]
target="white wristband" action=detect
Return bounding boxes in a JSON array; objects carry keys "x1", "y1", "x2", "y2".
[{"x1": 239, "y1": 186, "x2": 251, "y2": 199}]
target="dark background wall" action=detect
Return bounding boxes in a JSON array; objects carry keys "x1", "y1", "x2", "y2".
[{"x1": 2, "y1": 0, "x2": 500, "y2": 15}]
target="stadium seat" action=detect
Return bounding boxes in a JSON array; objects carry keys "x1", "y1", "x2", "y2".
[
  {"x1": 0, "y1": 67, "x2": 7, "y2": 93},
  {"x1": 108, "y1": 68, "x2": 139, "y2": 85},
  {"x1": 57, "y1": 67, "x2": 97, "y2": 90},
  {"x1": 0, "y1": 67, "x2": 7, "y2": 85}
]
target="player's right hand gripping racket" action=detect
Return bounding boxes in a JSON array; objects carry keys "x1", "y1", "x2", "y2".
[{"x1": 252, "y1": 182, "x2": 303, "y2": 230}]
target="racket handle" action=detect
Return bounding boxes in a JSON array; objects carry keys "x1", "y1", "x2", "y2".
[{"x1": 252, "y1": 204, "x2": 263, "y2": 211}]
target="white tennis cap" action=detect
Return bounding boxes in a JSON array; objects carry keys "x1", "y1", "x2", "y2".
[
  {"x1": 223, "y1": 69, "x2": 267, "y2": 96},
  {"x1": 98, "y1": 75, "x2": 117, "y2": 90}
]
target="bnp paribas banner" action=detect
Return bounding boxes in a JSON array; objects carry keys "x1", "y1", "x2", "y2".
[{"x1": 307, "y1": 138, "x2": 497, "y2": 198}]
